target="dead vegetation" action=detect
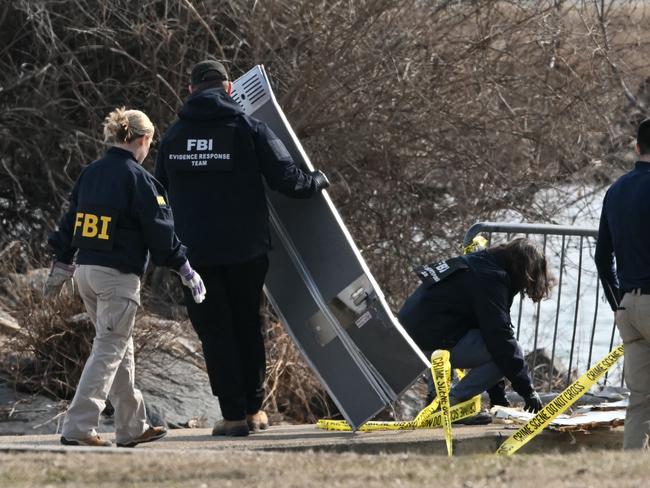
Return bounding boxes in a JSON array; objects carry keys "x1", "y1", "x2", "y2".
[
  {"x1": 3, "y1": 1, "x2": 650, "y2": 297},
  {"x1": 263, "y1": 309, "x2": 334, "y2": 423},
  {"x1": 2, "y1": 287, "x2": 89, "y2": 399}
]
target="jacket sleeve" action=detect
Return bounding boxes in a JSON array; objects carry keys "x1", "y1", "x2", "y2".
[
  {"x1": 594, "y1": 192, "x2": 620, "y2": 311},
  {"x1": 471, "y1": 273, "x2": 535, "y2": 398},
  {"x1": 47, "y1": 173, "x2": 83, "y2": 264},
  {"x1": 153, "y1": 140, "x2": 169, "y2": 191},
  {"x1": 133, "y1": 172, "x2": 187, "y2": 271},
  {"x1": 252, "y1": 121, "x2": 319, "y2": 198}
]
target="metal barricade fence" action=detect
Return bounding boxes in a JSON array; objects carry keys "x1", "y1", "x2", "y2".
[{"x1": 463, "y1": 222, "x2": 623, "y2": 391}]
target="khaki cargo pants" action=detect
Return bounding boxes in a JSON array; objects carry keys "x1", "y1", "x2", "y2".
[
  {"x1": 617, "y1": 290, "x2": 650, "y2": 450},
  {"x1": 61, "y1": 265, "x2": 148, "y2": 444}
]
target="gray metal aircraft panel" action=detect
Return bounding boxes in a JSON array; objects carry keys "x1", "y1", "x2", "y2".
[{"x1": 232, "y1": 66, "x2": 429, "y2": 429}]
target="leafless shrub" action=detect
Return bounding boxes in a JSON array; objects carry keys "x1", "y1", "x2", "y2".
[
  {"x1": 262, "y1": 307, "x2": 333, "y2": 423},
  {"x1": 0, "y1": 267, "x2": 189, "y2": 400},
  {"x1": 3, "y1": 0, "x2": 650, "y2": 303},
  {"x1": 2, "y1": 288, "x2": 89, "y2": 399}
]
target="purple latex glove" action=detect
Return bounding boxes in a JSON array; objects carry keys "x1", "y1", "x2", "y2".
[{"x1": 178, "y1": 261, "x2": 206, "y2": 304}]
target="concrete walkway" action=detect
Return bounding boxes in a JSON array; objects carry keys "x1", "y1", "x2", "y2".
[{"x1": 0, "y1": 423, "x2": 624, "y2": 456}]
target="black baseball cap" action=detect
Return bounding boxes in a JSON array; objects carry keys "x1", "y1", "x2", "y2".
[
  {"x1": 191, "y1": 60, "x2": 229, "y2": 85},
  {"x1": 638, "y1": 118, "x2": 650, "y2": 143}
]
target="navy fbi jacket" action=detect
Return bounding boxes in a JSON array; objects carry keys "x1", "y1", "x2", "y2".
[
  {"x1": 49, "y1": 147, "x2": 188, "y2": 276},
  {"x1": 595, "y1": 161, "x2": 650, "y2": 311},
  {"x1": 155, "y1": 87, "x2": 320, "y2": 267},
  {"x1": 398, "y1": 250, "x2": 535, "y2": 397}
]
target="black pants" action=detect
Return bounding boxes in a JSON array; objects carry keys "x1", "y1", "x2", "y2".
[{"x1": 183, "y1": 254, "x2": 269, "y2": 421}]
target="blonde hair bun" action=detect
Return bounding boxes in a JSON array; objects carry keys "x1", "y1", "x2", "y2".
[{"x1": 103, "y1": 107, "x2": 154, "y2": 144}]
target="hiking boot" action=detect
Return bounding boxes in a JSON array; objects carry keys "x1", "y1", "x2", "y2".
[
  {"x1": 247, "y1": 411, "x2": 269, "y2": 432},
  {"x1": 116, "y1": 426, "x2": 167, "y2": 448},
  {"x1": 212, "y1": 419, "x2": 249, "y2": 437},
  {"x1": 60, "y1": 435, "x2": 112, "y2": 447}
]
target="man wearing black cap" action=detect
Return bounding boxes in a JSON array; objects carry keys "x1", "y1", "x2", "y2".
[
  {"x1": 596, "y1": 118, "x2": 650, "y2": 450},
  {"x1": 155, "y1": 60, "x2": 329, "y2": 437}
]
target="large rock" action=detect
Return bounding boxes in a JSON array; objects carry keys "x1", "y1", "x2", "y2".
[
  {"x1": 138, "y1": 347, "x2": 222, "y2": 428},
  {"x1": 134, "y1": 314, "x2": 222, "y2": 428},
  {"x1": 0, "y1": 381, "x2": 115, "y2": 436},
  {"x1": 0, "y1": 310, "x2": 221, "y2": 434},
  {"x1": 0, "y1": 339, "x2": 221, "y2": 436}
]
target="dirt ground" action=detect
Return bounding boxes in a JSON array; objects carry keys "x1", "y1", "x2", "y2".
[{"x1": 0, "y1": 449, "x2": 646, "y2": 488}]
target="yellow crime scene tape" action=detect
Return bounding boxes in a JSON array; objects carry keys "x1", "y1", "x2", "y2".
[
  {"x1": 315, "y1": 395, "x2": 480, "y2": 432},
  {"x1": 316, "y1": 351, "x2": 481, "y2": 451},
  {"x1": 431, "y1": 349, "x2": 453, "y2": 456},
  {"x1": 463, "y1": 235, "x2": 488, "y2": 255},
  {"x1": 316, "y1": 390, "x2": 481, "y2": 432},
  {"x1": 496, "y1": 343, "x2": 625, "y2": 455},
  {"x1": 410, "y1": 365, "x2": 467, "y2": 427}
]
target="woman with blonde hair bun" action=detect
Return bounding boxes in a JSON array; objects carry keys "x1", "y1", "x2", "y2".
[{"x1": 46, "y1": 106, "x2": 206, "y2": 447}]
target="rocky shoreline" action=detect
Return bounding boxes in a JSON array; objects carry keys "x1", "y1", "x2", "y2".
[{"x1": 0, "y1": 268, "x2": 222, "y2": 435}]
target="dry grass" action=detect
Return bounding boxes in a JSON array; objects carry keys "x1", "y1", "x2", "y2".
[
  {"x1": 263, "y1": 311, "x2": 333, "y2": 423},
  {"x1": 3, "y1": 290, "x2": 89, "y2": 399},
  {"x1": 0, "y1": 449, "x2": 648, "y2": 487}
]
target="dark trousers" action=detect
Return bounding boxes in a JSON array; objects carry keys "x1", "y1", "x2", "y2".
[
  {"x1": 425, "y1": 329, "x2": 505, "y2": 403},
  {"x1": 183, "y1": 254, "x2": 269, "y2": 420}
]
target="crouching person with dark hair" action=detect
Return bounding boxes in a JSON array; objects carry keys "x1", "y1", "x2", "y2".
[
  {"x1": 45, "y1": 107, "x2": 206, "y2": 447},
  {"x1": 398, "y1": 238, "x2": 555, "y2": 416}
]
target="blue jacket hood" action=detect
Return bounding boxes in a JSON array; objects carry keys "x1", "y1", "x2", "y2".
[{"x1": 178, "y1": 88, "x2": 243, "y2": 122}]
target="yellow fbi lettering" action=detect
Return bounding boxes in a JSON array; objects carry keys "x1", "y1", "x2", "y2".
[{"x1": 74, "y1": 212, "x2": 112, "y2": 240}]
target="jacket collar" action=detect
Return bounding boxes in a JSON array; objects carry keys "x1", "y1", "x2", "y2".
[{"x1": 107, "y1": 146, "x2": 138, "y2": 163}]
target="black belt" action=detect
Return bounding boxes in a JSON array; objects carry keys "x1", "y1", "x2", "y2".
[{"x1": 623, "y1": 288, "x2": 650, "y2": 295}]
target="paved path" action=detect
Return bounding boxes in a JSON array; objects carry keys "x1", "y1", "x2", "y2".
[{"x1": 0, "y1": 423, "x2": 624, "y2": 456}]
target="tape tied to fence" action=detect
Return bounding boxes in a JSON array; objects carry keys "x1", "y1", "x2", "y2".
[
  {"x1": 463, "y1": 235, "x2": 488, "y2": 255},
  {"x1": 431, "y1": 349, "x2": 453, "y2": 456},
  {"x1": 496, "y1": 343, "x2": 625, "y2": 456}
]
